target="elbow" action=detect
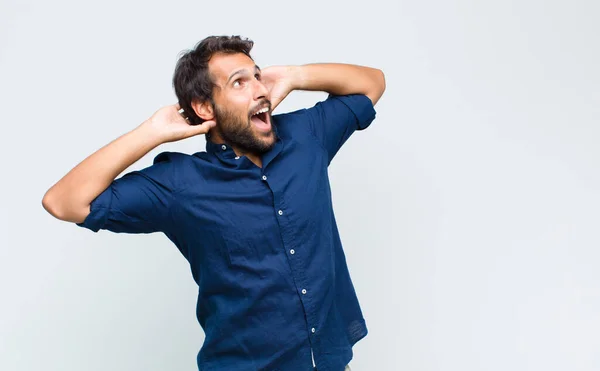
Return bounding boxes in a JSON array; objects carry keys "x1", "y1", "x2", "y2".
[
  {"x1": 367, "y1": 68, "x2": 386, "y2": 106},
  {"x1": 375, "y1": 69, "x2": 386, "y2": 97},
  {"x1": 42, "y1": 186, "x2": 89, "y2": 223},
  {"x1": 42, "y1": 190, "x2": 64, "y2": 220},
  {"x1": 42, "y1": 189, "x2": 73, "y2": 221},
  {"x1": 378, "y1": 69, "x2": 386, "y2": 94}
]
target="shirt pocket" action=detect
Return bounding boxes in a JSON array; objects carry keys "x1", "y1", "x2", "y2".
[
  {"x1": 205, "y1": 227, "x2": 261, "y2": 268},
  {"x1": 221, "y1": 234, "x2": 258, "y2": 267}
]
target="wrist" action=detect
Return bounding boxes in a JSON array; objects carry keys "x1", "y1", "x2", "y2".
[
  {"x1": 136, "y1": 120, "x2": 167, "y2": 147},
  {"x1": 287, "y1": 65, "x2": 306, "y2": 91}
]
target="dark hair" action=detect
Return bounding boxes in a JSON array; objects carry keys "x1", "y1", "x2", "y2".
[{"x1": 172, "y1": 35, "x2": 254, "y2": 126}]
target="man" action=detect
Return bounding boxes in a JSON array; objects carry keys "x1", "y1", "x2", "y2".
[{"x1": 42, "y1": 35, "x2": 385, "y2": 371}]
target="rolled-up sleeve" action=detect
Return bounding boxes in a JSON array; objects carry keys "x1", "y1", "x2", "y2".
[
  {"x1": 76, "y1": 152, "x2": 178, "y2": 234},
  {"x1": 304, "y1": 94, "x2": 376, "y2": 163}
]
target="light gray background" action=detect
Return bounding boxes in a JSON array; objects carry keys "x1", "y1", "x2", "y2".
[{"x1": 1, "y1": 0, "x2": 599, "y2": 370}]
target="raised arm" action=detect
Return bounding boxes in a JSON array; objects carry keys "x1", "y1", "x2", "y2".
[
  {"x1": 42, "y1": 105, "x2": 215, "y2": 223},
  {"x1": 262, "y1": 63, "x2": 386, "y2": 111}
]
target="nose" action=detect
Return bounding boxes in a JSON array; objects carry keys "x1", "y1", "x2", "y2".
[{"x1": 253, "y1": 79, "x2": 269, "y2": 101}]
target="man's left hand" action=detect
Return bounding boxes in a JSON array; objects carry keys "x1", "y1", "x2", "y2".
[{"x1": 261, "y1": 65, "x2": 298, "y2": 112}]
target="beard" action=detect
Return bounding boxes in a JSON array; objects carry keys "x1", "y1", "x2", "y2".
[{"x1": 212, "y1": 102, "x2": 277, "y2": 155}]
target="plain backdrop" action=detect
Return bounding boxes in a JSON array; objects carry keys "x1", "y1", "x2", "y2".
[{"x1": 1, "y1": 0, "x2": 599, "y2": 370}]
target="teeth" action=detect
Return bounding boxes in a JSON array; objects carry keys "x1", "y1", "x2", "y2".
[{"x1": 253, "y1": 107, "x2": 269, "y2": 116}]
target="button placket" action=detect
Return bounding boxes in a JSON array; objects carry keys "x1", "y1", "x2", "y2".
[{"x1": 274, "y1": 201, "x2": 316, "y2": 343}]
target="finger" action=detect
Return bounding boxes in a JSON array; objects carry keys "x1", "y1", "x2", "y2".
[
  {"x1": 269, "y1": 97, "x2": 281, "y2": 112},
  {"x1": 191, "y1": 120, "x2": 216, "y2": 135},
  {"x1": 201, "y1": 120, "x2": 216, "y2": 130}
]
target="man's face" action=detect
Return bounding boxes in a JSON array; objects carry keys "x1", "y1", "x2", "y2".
[{"x1": 209, "y1": 52, "x2": 276, "y2": 154}]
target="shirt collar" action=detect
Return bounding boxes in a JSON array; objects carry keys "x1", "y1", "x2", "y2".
[
  {"x1": 206, "y1": 137, "x2": 237, "y2": 159},
  {"x1": 204, "y1": 120, "x2": 284, "y2": 167}
]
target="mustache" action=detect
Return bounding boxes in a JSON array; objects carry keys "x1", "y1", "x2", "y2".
[{"x1": 249, "y1": 99, "x2": 272, "y2": 116}]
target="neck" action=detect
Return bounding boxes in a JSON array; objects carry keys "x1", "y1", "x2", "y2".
[{"x1": 209, "y1": 131, "x2": 263, "y2": 168}]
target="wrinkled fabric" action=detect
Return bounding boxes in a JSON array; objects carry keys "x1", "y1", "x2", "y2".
[{"x1": 78, "y1": 94, "x2": 376, "y2": 371}]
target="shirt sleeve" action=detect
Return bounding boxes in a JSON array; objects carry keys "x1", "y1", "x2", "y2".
[
  {"x1": 76, "y1": 152, "x2": 179, "y2": 234},
  {"x1": 304, "y1": 94, "x2": 376, "y2": 163}
]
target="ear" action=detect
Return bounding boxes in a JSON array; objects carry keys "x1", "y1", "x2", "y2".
[{"x1": 191, "y1": 99, "x2": 215, "y2": 121}]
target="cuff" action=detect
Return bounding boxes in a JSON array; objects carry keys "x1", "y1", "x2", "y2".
[
  {"x1": 332, "y1": 94, "x2": 377, "y2": 130},
  {"x1": 75, "y1": 187, "x2": 113, "y2": 232}
]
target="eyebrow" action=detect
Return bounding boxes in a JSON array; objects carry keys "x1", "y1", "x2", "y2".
[{"x1": 227, "y1": 65, "x2": 261, "y2": 84}]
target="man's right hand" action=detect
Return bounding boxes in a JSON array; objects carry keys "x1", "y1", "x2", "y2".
[
  {"x1": 42, "y1": 102, "x2": 216, "y2": 223},
  {"x1": 142, "y1": 103, "x2": 216, "y2": 144}
]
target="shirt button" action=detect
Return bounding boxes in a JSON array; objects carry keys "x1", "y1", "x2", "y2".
[
  {"x1": 278, "y1": 210, "x2": 283, "y2": 215},
  {"x1": 290, "y1": 249, "x2": 295, "y2": 254},
  {"x1": 221, "y1": 145, "x2": 227, "y2": 150},
  {"x1": 311, "y1": 327, "x2": 316, "y2": 333},
  {"x1": 262, "y1": 175, "x2": 267, "y2": 181},
  {"x1": 235, "y1": 156, "x2": 240, "y2": 160},
  {"x1": 301, "y1": 289, "x2": 307, "y2": 295}
]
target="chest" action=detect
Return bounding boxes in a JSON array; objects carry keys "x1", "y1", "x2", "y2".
[{"x1": 172, "y1": 139, "x2": 334, "y2": 267}]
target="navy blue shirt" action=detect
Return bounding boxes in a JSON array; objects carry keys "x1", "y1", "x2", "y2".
[{"x1": 77, "y1": 94, "x2": 377, "y2": 371}]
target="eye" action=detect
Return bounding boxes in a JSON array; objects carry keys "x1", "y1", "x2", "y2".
[
  {"x1": 255, "y1": 73, "x2": 261, "y2": 80},
  {"x1": 233, "y1": 79, "x2": 242, "y2": 88}
]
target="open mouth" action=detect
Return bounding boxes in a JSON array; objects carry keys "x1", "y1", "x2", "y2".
[{"x1": 250, "y1": 105, "x2": 271, "y2": 132}]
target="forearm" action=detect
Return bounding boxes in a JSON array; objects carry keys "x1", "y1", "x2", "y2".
[
  {"x1": 291, "y1": 63, "x2": 386, "y2": 105},
  {"x1": 42, "y1": 122, "x2": 163, "y2": 223}
]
